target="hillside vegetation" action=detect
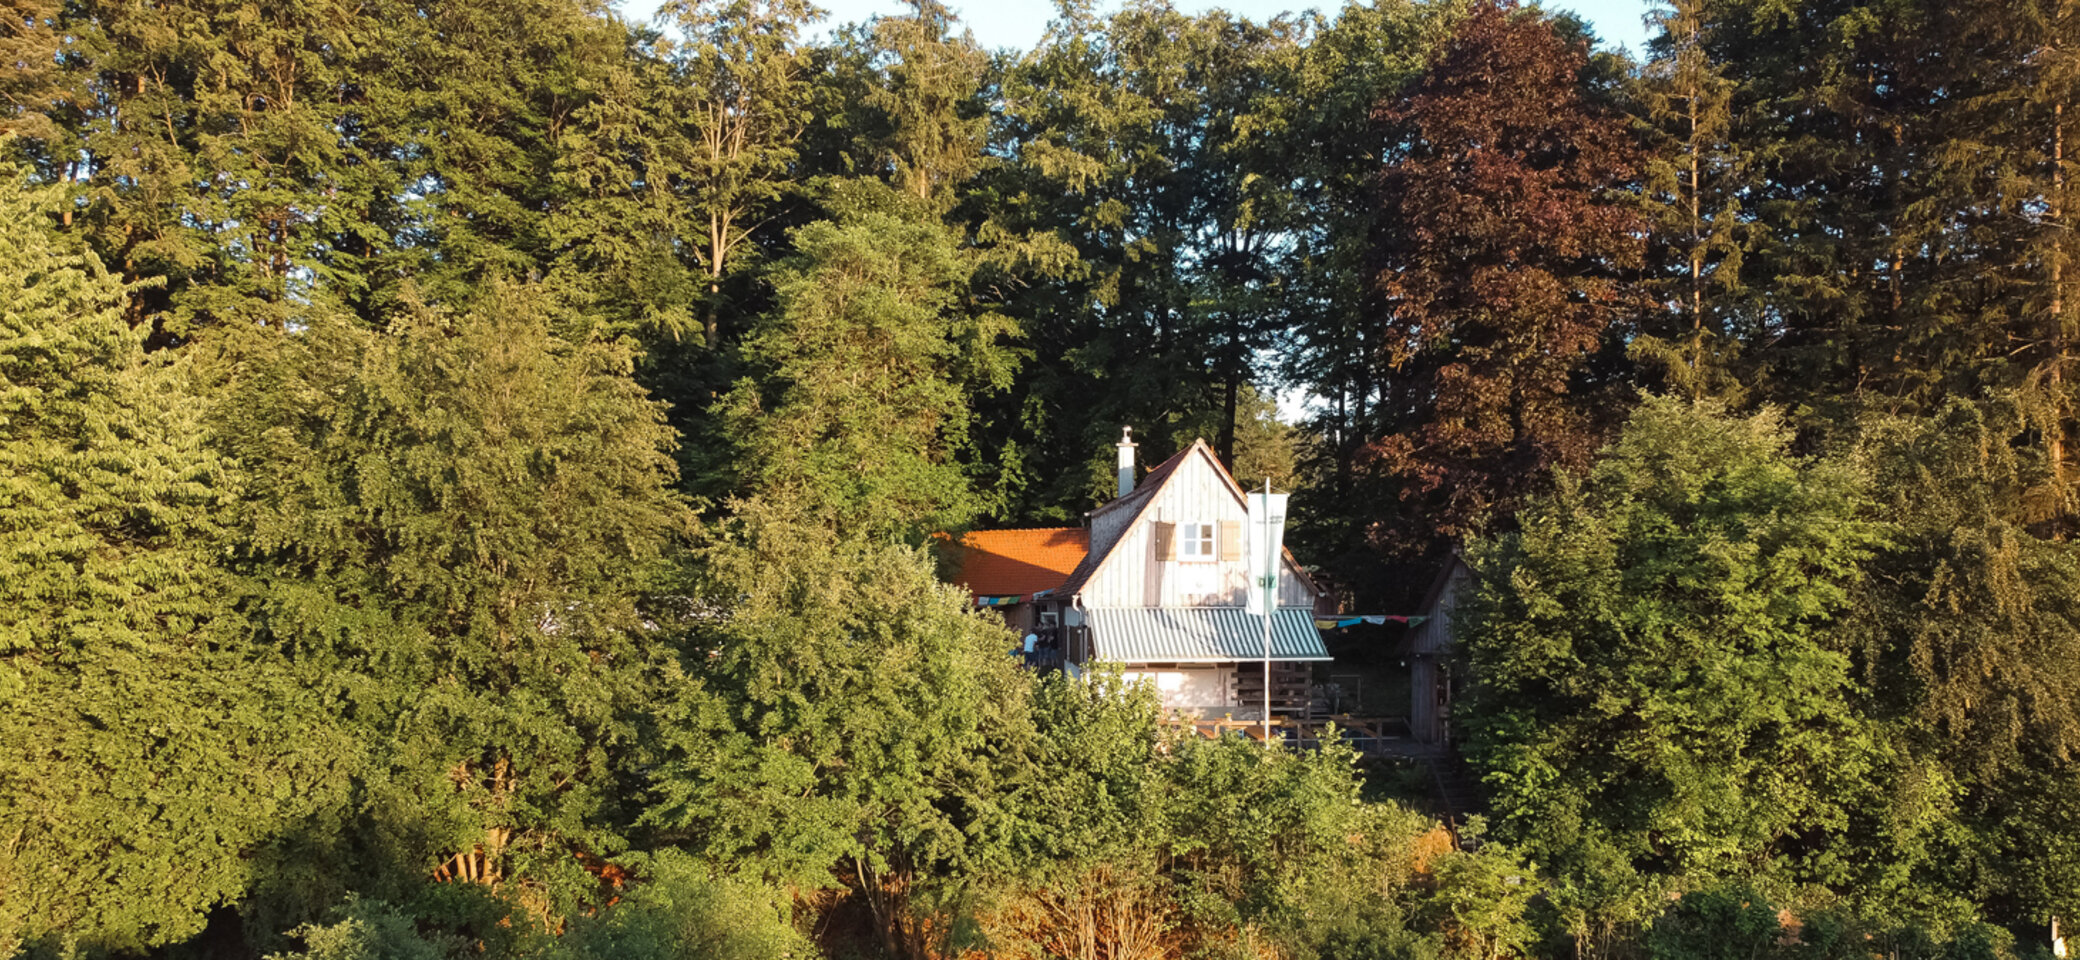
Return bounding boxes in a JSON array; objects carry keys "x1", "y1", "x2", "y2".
[{"x1": 2, "y1": 0, "x2": 2076, "y2": 957}]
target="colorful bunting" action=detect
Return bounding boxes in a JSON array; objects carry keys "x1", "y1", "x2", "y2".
[{"x1": 1314, "y1": 615, "x2": 1428, "y2": 629}]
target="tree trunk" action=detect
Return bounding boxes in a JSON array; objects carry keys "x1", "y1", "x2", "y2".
[
  {"x1": 2051, "y1": 100, "x2": 2069, "y2": 510},
  {"x1": 1218, "y1": 358, "x2": 1239, "y2": 472}
]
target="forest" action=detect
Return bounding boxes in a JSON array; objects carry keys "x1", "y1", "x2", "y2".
[{"x1": 2, "y1": 0, "x2": 2078, "y2": 957}]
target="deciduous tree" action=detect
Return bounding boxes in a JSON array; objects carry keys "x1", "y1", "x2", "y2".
[
  {"x1": 1370, "y1": 0, "x2": 1646, "y2": 546},
  {"x1": 1460, "y1": 397, "x2": 1889, "y2": 931},
  {"x1": 0, "y1": 171, "x2": 318, "y2": 954}
]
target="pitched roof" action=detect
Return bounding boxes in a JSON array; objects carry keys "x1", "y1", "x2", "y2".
[
  {"x1": 1056, "y1": 442, "x2": 1198, "y2": 597},
  {"x1": 1058, "y1": 439, "x2": 1321, "y2": 599},
  {"x1": 1085, "y1": 607, "x2": 1332, "y2": 663},
  {"x1": 1086, "y1": 441, "x2": 1192, "y2": 521},
  {"x1": 1415, "y1": 548, "x2": 1471, "y2": 616},
  {"x1": 947, "y1": 527, "x2": 1090, "y2": 600}
]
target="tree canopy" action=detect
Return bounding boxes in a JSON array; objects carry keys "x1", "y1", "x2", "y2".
[{"x1": 5, "y1": 0, "x2": 2080, "y2": 956}]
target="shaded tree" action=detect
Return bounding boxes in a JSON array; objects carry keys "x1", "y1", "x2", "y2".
[
  {"x1": 976, "y1": 4, "x2": 1310, "y2": 518},
  {"x1": 8, "y1": 0, "x2": 631, "y2": 334},
  {"x1": 1851, "y1": 400, "x2": 2080, "y2": 932}
]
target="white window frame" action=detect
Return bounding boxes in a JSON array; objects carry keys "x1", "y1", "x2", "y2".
[{"x1": 1179, "y1": 521, "x2": 1216, "y2": 561}]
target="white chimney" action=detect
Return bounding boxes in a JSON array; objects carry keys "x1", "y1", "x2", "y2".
[{"x1": 1116, "y1": 426, "x2": 1138, "y2": 498}]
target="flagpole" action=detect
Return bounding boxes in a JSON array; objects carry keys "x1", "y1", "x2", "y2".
[{"x1": 1261, "y1": 477, "x2": 1272, "y2": 747}]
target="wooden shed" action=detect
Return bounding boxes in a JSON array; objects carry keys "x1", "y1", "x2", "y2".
[{"x1": 1407, "y1": 552, "x2": 1471, "y2": 744}]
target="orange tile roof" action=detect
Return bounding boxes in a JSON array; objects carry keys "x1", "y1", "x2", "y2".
[{"x1": 948, "y1": 527, "x2": 1090, "y2": 599}]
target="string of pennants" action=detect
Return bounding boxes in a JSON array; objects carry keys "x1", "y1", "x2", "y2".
[
  {"x1": 974, "y1": 595, "x2": 1427, "y2": 629},
  {"x1": 1315, "y1": 615, "x2": 1426, "y2": 629}
]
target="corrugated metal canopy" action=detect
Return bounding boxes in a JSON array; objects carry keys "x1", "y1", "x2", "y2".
[{"x1": 1086, "y1": 607, "x2": 1331, "y2": 663}]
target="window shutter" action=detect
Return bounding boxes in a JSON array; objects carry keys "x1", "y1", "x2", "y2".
[
  {"x1": 1152, "y1": 521, "x2": 1176, "y2": 561},
  {"x1": 1219, "y1": 521, "x2": 1242, "y2": 561}
]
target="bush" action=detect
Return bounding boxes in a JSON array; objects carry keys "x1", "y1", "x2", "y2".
[
  {"x1": 265, "y1": 899, "x2": 461, "y2": 960},
  {"x1": 551, "y1": 852, "x2": 813, "y2": 960}
]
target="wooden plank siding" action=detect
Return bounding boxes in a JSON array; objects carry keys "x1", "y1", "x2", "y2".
[
  {"x1": 1079, "y1": 451, "x2": 1315, "y2": 609},
  {"x1": 1084, "y1": 478, "x2": 1157, "y2": 565},
  {"x1": 1409, "y1": 557, "x2": 1469, "y2": 744}
]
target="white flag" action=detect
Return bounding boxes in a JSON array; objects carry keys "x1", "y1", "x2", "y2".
[{"x1": 1246, "y1": 491, "x2": 1289, "y2": 616}]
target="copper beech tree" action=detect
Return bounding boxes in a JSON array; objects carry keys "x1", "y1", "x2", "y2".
[{"x1": 1369, "y1": 0, "x2": 1645, "y2": 546}]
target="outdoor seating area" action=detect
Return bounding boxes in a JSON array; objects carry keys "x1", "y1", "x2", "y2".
[{"x1": 1166, "y1": 713, "x2": 1436, "y2": 757}]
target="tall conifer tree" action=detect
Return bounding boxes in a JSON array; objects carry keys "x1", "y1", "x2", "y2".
[
  {"x1": 211, "y1": 285, "x2": 688, "y2": 929},
  {"x1": 723, "y1": 210, "x2": 1013, "y2": 540},
  {"x1": 863, "y1": 0, "x2": 990, "y2": 213},
  {"x1": 1632, "y1": 0, "x2": 1747, "y2": 399}
]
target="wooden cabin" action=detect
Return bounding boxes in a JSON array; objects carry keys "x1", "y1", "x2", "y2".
[
  {"x1": 1406, "y1": 553, "x2": 1471, "y2": 744},
  {"x1": 946, "y1": 431, "x2": 1333, "y2": 716},
  {"x1": 1052, "y1": 433, "x2": 1331, "y2": 718}
]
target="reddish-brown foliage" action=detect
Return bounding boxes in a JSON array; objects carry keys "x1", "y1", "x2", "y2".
[
  {"x1": 1369, "y1": 0, "x2": 1646, "y2": 545},
  {"x1": 1409, "y1": 825, "x2": 1459, "y2": 876}
]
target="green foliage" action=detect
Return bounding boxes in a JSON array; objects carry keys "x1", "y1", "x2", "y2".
[
  {"x1": 1849, "y1": 401, "x2": 2080, "y2": 928},
  {"x1": 10, "y1": 0, "x2": 631, "y2": 331},
  {"x1": 978, "y1": 674, "x2": 1460, "y2": 960},
  {"x1": 209, "y1": 283, "x2": 689, "y2": 935},
  {"x1": 976, "y1": 2, "x2": 1326, "y2": 519},
  {"x1": 551, "y1": 852, "x2": 813, "y2": 960},
  {"x1": 858, "y1": 1, "x2": 991, "y2": 212},
  {"x1": 14, "y1": 0, "x2": 2080, "y2": 955},
  {"x1": 1461, "y1": 397, "x2": 1889, "y2": 914},
  {"x1": 646, "y1": 499, "x2": 1027, "y2": 955},
  {"x1": 725, "y1": 210, "x2": 1015, "y2": 540},
  {"x1": 0, "y1": 170, "x2": 207, "y2": 679},
  {"x1": 1003, "y1": 671, "x2": 1170, "y2": 868},
  {"x1": 1164, "y1": 385, "x2": 1302, "y2": 492},
  {"x1": 1645, "y1": 884, "x2": 2021, "y2": 960},
  {"x1": 1628, "y1": 0, "x2": 1750, "y2": 403},
  {"x1": 0, "y1": 170, "x2": 318, "y2": 954},
  {"x1": 1644, "y1": 885, "x2": 1786, "y2": 960},
  {"x1": 634, "y1": 0, "x2": 819, "y2": 347},
  {"x1": 265, "y1": 899, "x2": 464, "y2": 960},
  {"x1": 1416, "y1": 837, "x2": 1540, "y2": 960},
  {"x1": 1160, "y1": 736, "x2": 1463, "y2": 957}
]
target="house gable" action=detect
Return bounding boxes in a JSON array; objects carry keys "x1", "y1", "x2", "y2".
[{"x1": 1063, "y1": 440, "x2": 1316, "y2": 609}]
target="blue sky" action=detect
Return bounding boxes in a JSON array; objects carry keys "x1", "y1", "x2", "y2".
[{"x1": 616, "y1": 1, "x2": 1657, "y2": 56}]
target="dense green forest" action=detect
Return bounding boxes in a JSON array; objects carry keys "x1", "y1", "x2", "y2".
[{"x1": 3, "y1": 0, "x2": 2078, "y2": 956}]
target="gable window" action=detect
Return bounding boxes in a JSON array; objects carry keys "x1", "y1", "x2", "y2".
[{"x1": 1179, "y1": 522, "x2": 1216, "y2": 561}]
